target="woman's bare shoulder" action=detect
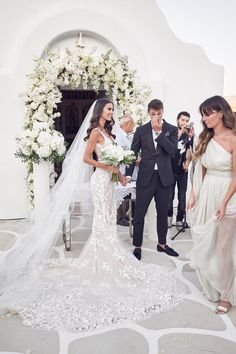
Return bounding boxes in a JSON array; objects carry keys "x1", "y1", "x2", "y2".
[{"x1": 90, "y1": 128, "x2": 101, "y2": 138}]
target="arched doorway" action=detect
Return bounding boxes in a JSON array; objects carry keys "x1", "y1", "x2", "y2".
[{"x1": 54, "y1": 89, "x2": 107, "y2": 176}]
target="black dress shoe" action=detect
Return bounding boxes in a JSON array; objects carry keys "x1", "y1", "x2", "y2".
[
  {"x1": 117, "y1": 218, "x2": 129, "y2": 226},
  {"x1": 133, "y1": 247, "x2": 141, "y2": 260},
  {"x1": 157, "y1": 244, "x2": 179, "y2": 257}
]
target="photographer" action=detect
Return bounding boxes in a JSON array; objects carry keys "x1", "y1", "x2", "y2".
[{"x1": 168, "y1": 111, "x2": 194, "y2": 230}]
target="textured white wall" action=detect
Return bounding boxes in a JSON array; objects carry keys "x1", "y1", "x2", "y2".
[{"x1": 0, "y1": 0, "x2": 223, "y2": 218}]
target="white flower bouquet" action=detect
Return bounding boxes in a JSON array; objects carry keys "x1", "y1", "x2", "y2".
[
  {"x1": 100, "y1": 142, "x2": 136, "y2": 182},
  {"x1": 15, "y1": 127, "x2": 66, "y2": 164}
]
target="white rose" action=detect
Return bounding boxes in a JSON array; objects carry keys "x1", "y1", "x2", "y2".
[
  {"x1": 20, "y1": 145, "x2": 31, "y2": 156},
  {"x1": 37, "y1": 146, "x2": 51, "y2": 158},
  {"x1": 31, "y1": 142, "x2": 39, "y2": 152},
  {"x1": 57, "y1": 145, "x2": 66, "y2": 155},
  {"x1": 30, "y1": 102, "x2": 39, "y2": 110}
]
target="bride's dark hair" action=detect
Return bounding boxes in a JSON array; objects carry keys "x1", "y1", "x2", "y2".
[
  {"x1": 84, "y1": 98, "x2": 115, "y2": 141},
  {"x1": 194, "y1": 95, "x2": 236, "y2": 159}
]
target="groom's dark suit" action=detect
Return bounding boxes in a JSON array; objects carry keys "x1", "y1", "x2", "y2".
[{"x1": 126, "y1": 120, "x2": 178, "y2": 247}]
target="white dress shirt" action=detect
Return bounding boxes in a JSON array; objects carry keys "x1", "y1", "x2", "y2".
[{"x1": 152, "y1": 129, "x2": 161, "y2": 170}]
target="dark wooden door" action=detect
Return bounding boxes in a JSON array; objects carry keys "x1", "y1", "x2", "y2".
[{"x1": 54, "y1": 90, "x2": 107, "y2": 177}]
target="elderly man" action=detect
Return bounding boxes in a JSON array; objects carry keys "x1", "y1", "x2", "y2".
[{"x1": 115, "y1": 115, "x2": 135, "y2": 226}]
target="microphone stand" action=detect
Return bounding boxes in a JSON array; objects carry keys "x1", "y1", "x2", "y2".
[{"x1": 171, "y1": 213, "x2": 190, "y2": 240}]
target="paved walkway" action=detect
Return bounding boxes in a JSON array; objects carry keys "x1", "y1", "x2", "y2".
[{"x1": 0, "y1": 217, "x2": 236, "y2": 354}]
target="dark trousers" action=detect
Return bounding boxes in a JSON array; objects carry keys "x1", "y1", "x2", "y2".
[
  {"x1": 168, "y1": 172, "x2": 188, "y2": 221},
  {"x1": 133, "y1": 171, "x2": 169, "y2": 247}
]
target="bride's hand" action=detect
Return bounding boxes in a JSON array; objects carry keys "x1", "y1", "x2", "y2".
[
  {"x1": 104, "y1": 165, "x2": 119, "y2": 173},
  {"x1": 215, "y1": 202, "x2": 226, "y2": 220}
]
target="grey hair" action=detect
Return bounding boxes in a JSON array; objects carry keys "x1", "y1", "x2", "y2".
[{"x1": 119, "y1": 115, "x2": 134, "y2": 127}]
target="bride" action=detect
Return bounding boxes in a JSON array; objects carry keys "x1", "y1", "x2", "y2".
[{"x1": 0, "y1": 98, "x2": 186, "y2": 332}]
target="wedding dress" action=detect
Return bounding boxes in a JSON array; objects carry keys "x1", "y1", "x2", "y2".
[
  {"x1": 0, "y1": 103, "x2": 186, "y2": 333},
  {"x1": 189, "y1": 138, "x2": 236, "y2": 305}
]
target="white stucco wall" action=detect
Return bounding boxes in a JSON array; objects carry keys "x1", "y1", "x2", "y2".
[{"x1": 0, "y1": 0, "x2": 223, "y2": 218}]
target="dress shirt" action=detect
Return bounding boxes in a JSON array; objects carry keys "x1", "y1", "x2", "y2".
[{"x1": 152, "y1": 129, "x2": 161, "y2": 170}]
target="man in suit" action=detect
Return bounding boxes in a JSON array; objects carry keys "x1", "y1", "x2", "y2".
[{"x1": 126, "y1": 99, "x2": 179, "y2": 260}]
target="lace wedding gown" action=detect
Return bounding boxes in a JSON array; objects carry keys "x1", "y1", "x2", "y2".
[
  {"x1": 190, "y1": 139, "x2": 236, "y2": 305},
  {"x1": 10, "y1": 130, "x2": 186, "y2": 333}
]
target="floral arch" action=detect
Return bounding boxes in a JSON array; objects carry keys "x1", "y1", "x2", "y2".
[{"x1": 16, "y1": 44, "x2": 151, "y2": 208}]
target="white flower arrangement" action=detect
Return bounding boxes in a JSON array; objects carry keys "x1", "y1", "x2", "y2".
[
  {"x1": 19, "y1": 43, "x2": 151, "y2": 208},
  {"x1": 100, "y1": 142, "x2": 136, "y2": 182},
  {"x1": 16, "y1": 127, "x2": 66, "y2": 163}
]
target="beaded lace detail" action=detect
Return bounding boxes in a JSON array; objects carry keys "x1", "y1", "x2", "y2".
[{"x1": 12, "y1": 131, "x2": 187, "y2": 332}]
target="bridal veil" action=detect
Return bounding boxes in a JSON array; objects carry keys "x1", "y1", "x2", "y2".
[{"x1": 0, "y1": 101, "x2": 97, "y2": 310}]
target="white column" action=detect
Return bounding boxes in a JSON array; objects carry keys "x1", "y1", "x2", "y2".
[
  {"x1": 33, "y1": 122, "x2": 50, "y2": 222},
  {"x1": 33, "y1": 161, "x2": 50, "y2": 223}
]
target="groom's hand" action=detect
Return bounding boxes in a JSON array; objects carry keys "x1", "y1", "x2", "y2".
[{"x1": 151, "y1": 117, "x2": 163, "y2": 133}]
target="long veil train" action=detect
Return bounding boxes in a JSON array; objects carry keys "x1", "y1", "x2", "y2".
[{"x1": 0, "y1": 102, "x2": 96, "y2": 311}]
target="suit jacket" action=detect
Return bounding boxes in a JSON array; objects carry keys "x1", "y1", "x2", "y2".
[{"x1": 126, "y1": 120, "x2": 178, "y2": 187}]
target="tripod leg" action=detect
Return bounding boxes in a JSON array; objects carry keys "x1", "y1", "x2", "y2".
[{"x1": 171, "y1": 213, "x2": 189, "y2": 240}]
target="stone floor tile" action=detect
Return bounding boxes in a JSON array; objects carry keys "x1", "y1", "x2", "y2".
[
  {"x1": 0, "y1": 219, "x2": 28, "y2": 232},
  {"x1": 71, "y1": 228, "x2": 92, "y2": 243},
  {"x1": 138, "y1": 299, "x2": 225, "y2": 330},
  {"x1": 141, "y1": 249, "x2": 176, "y2": 270},
  {"x1": 0, "y1": 316, "x2": 59, "y2": 354},
  {"x1": 182, "y1": 263, "x2": 202, "y2": 291},
  {"x1": 68, "y1": 328, "x2": 148, "y2": 354},
  {"x1": 227, "y1": 306, "x2": 236, "y2": 329},
  {"x1": 170, "y1": 239, "x2": 193, "y2": 260},
  {"x1": 50, "y1": 249, "x2": 60, "y2": 258},
  {"x1": 64, "y1": 243, "x2": 84, "y2": 258},
  {"x1": 158, "y1": 333, "x2": 236, "y2": 354},
  {"x1": 0, "y1": 232, "x2": 16, "y2": 250}
]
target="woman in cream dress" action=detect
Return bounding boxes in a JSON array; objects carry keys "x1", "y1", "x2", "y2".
[{"x1": 187, "y1": 95, "x2": 236, "y2": 314}]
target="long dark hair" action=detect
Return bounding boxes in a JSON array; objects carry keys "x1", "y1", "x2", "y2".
[
  {"x1": 84, "y1": 98, "x2": 115, "y2": 141},
  {"x1": 195, "y1": 95, "x2": 236, "y2": 158}
]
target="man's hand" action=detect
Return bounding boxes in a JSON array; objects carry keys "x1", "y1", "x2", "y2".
[
  {"x1": 151, "y1": 117, "x2": 163, "y2": 133},
  {"x1": 135, "y1": 158, "x2": 141, "y2": 166}
]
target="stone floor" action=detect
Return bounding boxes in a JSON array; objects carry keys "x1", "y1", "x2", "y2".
[{"x1": 0, "y1": 217, "x2": 236, "y2": 354}]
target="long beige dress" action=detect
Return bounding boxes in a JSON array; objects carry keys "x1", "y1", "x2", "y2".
[{"x1": 190, "y1": 138, "x2": 236, "y2": 304}]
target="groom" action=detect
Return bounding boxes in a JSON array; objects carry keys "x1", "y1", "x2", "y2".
[{"x1": 126, "y1": 99, "x2": 179, "y2": 260}]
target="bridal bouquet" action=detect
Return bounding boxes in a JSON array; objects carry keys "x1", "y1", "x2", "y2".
[{"x1": 100, "y1": 142, "x2": 136, "y2": 182}]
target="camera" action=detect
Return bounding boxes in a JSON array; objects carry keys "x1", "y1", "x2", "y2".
[{"x1": 184, "y1": 122, "x2": 194, "y2": 131}]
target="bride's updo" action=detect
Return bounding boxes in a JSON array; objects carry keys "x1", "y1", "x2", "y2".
[
  {"x1": 84, "y1": 98, "x2": 115, "y2": 141},
  {"x1": 194, "y1": 95, "x2": 236, "y2": 158}
]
